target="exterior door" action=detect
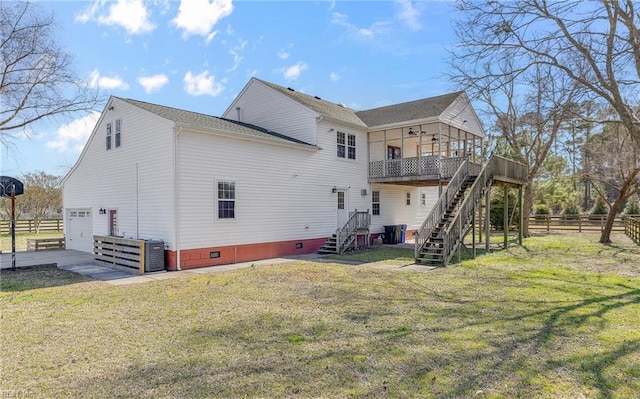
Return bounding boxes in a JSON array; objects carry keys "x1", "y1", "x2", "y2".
[
  {"x1": 109, "y1": 209, "x2": 118, "y2": 236},
  {"x1": 337, "y1": 190, "x2": 349, "y2": 228},
  {"x1": 66, "y1": 209, "x2": 93, "y2": 253}
]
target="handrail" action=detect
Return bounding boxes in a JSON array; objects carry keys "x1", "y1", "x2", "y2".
[
  {"x1": 336, "y1": 209, "x2": 371, "y2": 253},
  {"x1": 414, "y1": 157, "x2": 470, "y2": 258},
  {"x1": 441, "y1": 156, "x2": 495, "y2": 265},
  {"x1": 441, "y1": 155, "x2": 527, "y2": 265}
]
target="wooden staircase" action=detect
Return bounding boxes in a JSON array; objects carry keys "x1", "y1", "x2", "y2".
[
  {"x1": 414, "y1": 154, "x2": 527, "y2": 266},
  {"x1": 319, "y1": 210, "x2": 371, "y2": 255},
  {"x1": 417, "y1": 178, "x2": 475, "y2": 265}
]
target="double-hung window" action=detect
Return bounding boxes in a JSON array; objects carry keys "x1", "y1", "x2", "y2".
[
  {"x1": 115, "y1": 119, "x2": 122, "y2": 148},
  {"x1": 217, "y1": 181, "x2": 235, "y2": 219},
  {"x1": 106, "y1": 123, "x2": 112, "y2": 150},
  {"x1": 372, "y1": 191, "x2": 380, "y2": 216},
  {"x1": 337, "y1": 131, "x2": 356, "y2": 160}
]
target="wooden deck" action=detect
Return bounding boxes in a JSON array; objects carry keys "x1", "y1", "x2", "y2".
[{"x1": 369, "y1": 155, "x2": 527, "y2": 186}]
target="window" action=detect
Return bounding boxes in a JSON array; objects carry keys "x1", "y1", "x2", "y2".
[
  {"x1": 347, "y1": 134, "x2": 356, "y2": 159},
  {"x1": 217, "y1": 181, "x2": 235, "y2": 219},
  {"x1": 337, "y1": 191, "x2": 345, "y2": 210},
  {"x1": 337, "y1": 131, "x2": 356, "y2": 159},
  {"x1": 115, "y1": 119, "x2": 121, "y2": 148},
  {"x1": 106, "y1": 123, "x2": 112, "y2": 150},
  {"x1": 387, "y1": 146, "x2": 401, "y2": 160},
  {"x1": 406, "y1": 192, "x2": 411, "y2": 206},
  {"x1": 372, "y1": 191, "x2": 380, "y2": 216}
]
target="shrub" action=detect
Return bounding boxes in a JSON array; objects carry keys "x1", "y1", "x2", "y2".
[
  {"x1": 589, "y1": 196, "x2": 609, "y2": 219},
  {"x1": 624, "y1": 197, "x2": 640, "y2": 216},
  {"x1": 562, "y1": 203, "x2": 581, "y2": 220},
  {"x1": 534, "y1": 204, "x2": 551, "y2": 220}
]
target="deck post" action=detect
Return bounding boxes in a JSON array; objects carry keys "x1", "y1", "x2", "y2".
[
  {"x1": 472, "y1": 206, "x2": 476, "y2": 258},
  {"x1": 503, "y1": 186, "x2": 509, "y2": 249},
  {"x1": 485, "y1": 185, "x2": 491, "y2": 252},
  {"x1": 518, "y1": 186, "x2": 523, "y2": 245}
]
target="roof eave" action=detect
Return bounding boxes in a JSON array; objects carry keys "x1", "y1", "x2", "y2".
[{"x1": 365, "y1": 116, "x2": 441, "y2": 131}]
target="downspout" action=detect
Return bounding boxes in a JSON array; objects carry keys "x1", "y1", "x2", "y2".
[{"x1": 173, "y1": 126, "x2": 183, "y2": 271}]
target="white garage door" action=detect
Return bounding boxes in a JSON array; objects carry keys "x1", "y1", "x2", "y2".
[{"x1": 66, "y1": 209, "x2": 93, "y2": 253}]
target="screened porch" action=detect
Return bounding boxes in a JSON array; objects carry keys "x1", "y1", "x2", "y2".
[{"x1": 368, "y1": 121, "x2": 483, "y2": 185}]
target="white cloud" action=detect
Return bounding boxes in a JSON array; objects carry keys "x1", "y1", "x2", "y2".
[
  {"x1": 228, "y1": 38, "x2": 248, "y2": 72},
  {"x1": 137, "y1": 74, "x2": 169, "y2": 94},
  {"x1": 47, "y1": 111, "x2": 101, "y2": 154},
  {"x1": 396, "y1": 0, "x2": 422, "y2": 31},
  {"x1": 277, "y1": 50, "x2": 290, "y2": 60},
  {"x1": 330, "y1": 72, "x2": 341, "y2": 82},
  {"x1": 330, "y1": 12, "x2": 390, "y2": 39},
  {"x1": 88, "y1": 69, "x2": 130, "y2": 91},
  {"x1": 183, "y1": 70, "x2": 224, "y2": 96},
  {"x1": 283, "y1": 62, "x2": 308, "y2": 81},
  {"x1": 76, "y1": 0, "x2": 155, "y2": 35},
  {"x1": 172, "y1": 0, "x2": 233, "y2": 41}
]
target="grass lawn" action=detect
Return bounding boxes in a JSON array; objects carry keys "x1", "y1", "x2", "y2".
[
  {"x1": 0, "y1": 232, "x2": 63, "y2": 252},
  {"x1": 1, "y1": 233, "x2": 639, "y2": 398}
]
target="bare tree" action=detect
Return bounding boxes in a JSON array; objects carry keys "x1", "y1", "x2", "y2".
[
  {"x1": 17, "y1": 172, "x2": 61, "y2": 233},
  {"x1": 450, "y1": 58, "x2": 581, "y2": 236},
  {"x1": 0, "y1": 1, "x2": 99, "y2": 145},
  {"x1": 585, "y1": 116, "x2": 640, "y2": 243},
  {"x1": 452, "y1": 0, "x2": 640, "y2": 146}
]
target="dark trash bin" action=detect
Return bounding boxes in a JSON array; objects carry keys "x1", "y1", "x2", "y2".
[
  {"x1": 399, "y1": 224, "x2": 407, "y2": 243},
  {"x1": 383, "y1": 225, "x2": 396, "y2": 244}
]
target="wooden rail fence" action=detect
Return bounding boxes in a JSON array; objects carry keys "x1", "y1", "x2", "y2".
[
  {"x1": 527, "y1": 215, "x2": 638, "y2": 233},
  {"x1": 0, "y1": 219, "x2": 63, "y2": 234},
  {"x1": 27, "y1": 237, "x2": 65, "y2": 251},
  {"x1": 93, "y1": 235, "x2": 146, "y2": 274},
  {"x1": 626, "y1": 217, "x2": 640, "y2": 244}
]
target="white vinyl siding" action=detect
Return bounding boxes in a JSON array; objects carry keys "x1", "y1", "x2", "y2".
[
  {"x1": 177, "y1": 119, "x2": 369, "y2": 249},
  {"x1": 63, "y1": 97, "x2": 175, "y2": 251},
  {"x1": 222, "y1": 79, "x2": 318, "y2": 145},
  {"x1": 370, "y1": 185, "x2": 439, "y2": 233}
]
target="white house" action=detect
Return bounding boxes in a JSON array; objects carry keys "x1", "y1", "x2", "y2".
[{"x1": 62, "y1": 77, "x2": 485, "y2": 270}]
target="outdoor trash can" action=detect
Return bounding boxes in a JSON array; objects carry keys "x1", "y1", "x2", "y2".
[
  {"x1": 399, "y1": 224, "x2": 407, "y2": 243},
  {"x1": 383, "y1": 225, "x2": 396, "y2": 244}
]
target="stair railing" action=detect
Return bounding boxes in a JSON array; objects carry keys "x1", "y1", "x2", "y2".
[
  {"x1": 336, "y1": 209, "x2": 371, "y2": 253},
  {"x1": 414, "y1": 157, "x2": 470, "y2": 258},
  {"x1": 441, "y1": 156, "x2": 496, "y2": 265}
]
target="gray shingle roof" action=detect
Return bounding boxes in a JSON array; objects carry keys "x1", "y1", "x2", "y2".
[
  {"x1": 255, "y1": 78, "x2": 367, "y2": 128},
  {"x1": 356, "y1": 91, "x2": 464, "y2": 128},
  {"x1": 118, "y1": 97, "x2": 316, "y2": 148}
]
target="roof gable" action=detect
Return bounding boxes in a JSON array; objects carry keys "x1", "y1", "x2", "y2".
[
  {"x1": 355, "y1": 91, "x2": 464, "y2": 128},
  {"x1": 253, "y1": 78, "x2": 367, "y2": 129}
]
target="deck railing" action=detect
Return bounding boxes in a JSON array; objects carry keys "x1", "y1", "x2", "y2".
[
  {"x1": 336, "y1": 210, "x2": 371, "y2": 253},
  {"x1": 492, "y1": 155, "x2": 528, "y2": 183},
  {"x1": 369, "y1": 156, "x2": 469, "y2": 180},
  {"x1": 414, "y1": 157, "x2": 470, "y2": 258}
]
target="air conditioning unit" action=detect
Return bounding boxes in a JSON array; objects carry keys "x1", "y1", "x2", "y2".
[
  {"x1": 144, "y1": 240, "x2": 165, "y2": 272},
  {"x1": 361, "y1": 189, "x2": 368, "y2": 196}
]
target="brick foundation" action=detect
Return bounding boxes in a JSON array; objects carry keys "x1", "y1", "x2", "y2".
[{"x1": 165, "y1": 237, "x2": 327, "y2": 270}]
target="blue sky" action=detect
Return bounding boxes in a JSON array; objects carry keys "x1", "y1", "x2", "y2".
[{"x1": 2, "y1": 0, "x2": 459, "y2": 178}]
